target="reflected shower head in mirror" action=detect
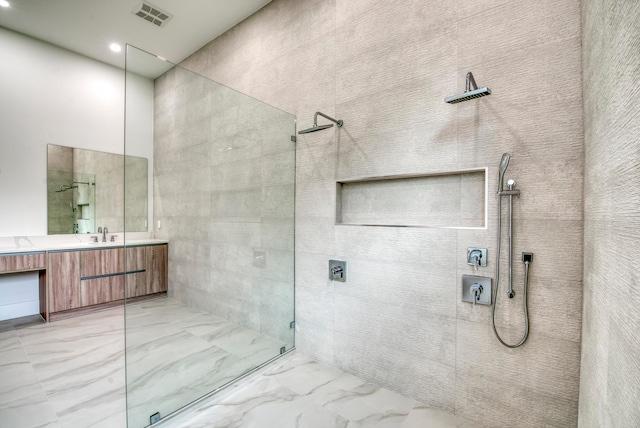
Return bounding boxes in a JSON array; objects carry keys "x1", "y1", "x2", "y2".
[
  {"x1": 298, "y1": 111, "x2": 344, "y2": 134},
  {"x1": 498, "y1": 152, "x2": 511, "y2": 193},
  {"x1": 445, "y1": 72, "x2": 491, "y2": 104}
]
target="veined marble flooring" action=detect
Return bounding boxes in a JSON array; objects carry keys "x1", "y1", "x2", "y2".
[
  {"x1": 124, "y1": 298, "x2": 290, "y2": 428},
  {"x1": 162, "y1": 352, "x2": 478, "y2": 428},
  {"x1": 1, "y1": 297, "x2": 478, "y2": 428},
  {"x1": 0, "y1": 297, "x2": 289, "y2": 428},
  {"x1": 0, "y1": 305, "x2": 126, "y2": 428}
]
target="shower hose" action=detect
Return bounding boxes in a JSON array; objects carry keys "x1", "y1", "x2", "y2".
[{"x1": 492, "y1": 192, "x2": 530, "y2": 348}]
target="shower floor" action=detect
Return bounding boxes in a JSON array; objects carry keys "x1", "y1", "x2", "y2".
[
  {"x1": 163, "y1": 351, "x2": 478, "y2": 428},
  {"x1": 0, "y1": 298, "x2": 477, "y2": 428}
]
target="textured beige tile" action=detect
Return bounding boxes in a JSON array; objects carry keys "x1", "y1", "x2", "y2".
[
  {"x1": 336, "y1": 125, "x2": 459, "y2": 181},
  {"x1": 295, "y1": 216, "x2": 336, "y2": 254},
  {"x1": 261, "y1": 185, "x2": 295, "y2": 219},
  {"x1": 578, "y1": 273, "x2": 610, "y2": 427},
  {"x1": 455, "y1": 367, "x2": 578, "y2": 428},
  {"x1": 294, "y1": 320, "x2": 334, "y2": 365},
  {"x1": 295, "y1": 283, "x2": 335, "y2": 329},
  {"x1": 334, "y1": 225, "x2": 458, "y2": 268},
  {"x1": 334, "y1": 332, "x2": 456, "y2": 412},
  {"x1": 402, "y1": 405, "x2": 480, "y2": 428},
  {"x1": 261, "y1": 151, "x2": 296, "y2": 186},
  {"x1": 336, "y1": 7, "x2": 455, "y2": 103},
  {"x1": 604, "y1": 318, "x2": 640, "y2": 427},
  {"x1": 335, "y1": 75, "x2": 457, "y2": 153},
  {"x1": 295, "y1": 135, "x2": 338, "y2": 183},
  {"x1": 335, "y1": 294, "x2": 456, "y2": 364},
  {"x1": 260, "y1": 218, "x2": 295, "y2": 251},
  {"x1": 295, "y1": 179, "x2": 337, "y2": 219},
  {"x1": 295, "y1": 250, "x2": 337, "y2": 290},
  {"x1": 338, "y1": 173, "x2": 484, "y2": 228},
  {"x1": 160, "y1": 1, "x2": 590, "y2": 427},
  {"x1": 333, "y1": 257, "x2": 457, "y2": 318},
  {"x1": 457, "y1": 0, "x2": 511, "y2": 20},
  {"x1": 458, "y1": 0, "x2": 580, "y2": 63},
  {"x1": 456, "y1": 319, "x2": 581, "y2": 401},
  {"x1": 335, "y1": 0, "x2": 388, "y2": 29}
]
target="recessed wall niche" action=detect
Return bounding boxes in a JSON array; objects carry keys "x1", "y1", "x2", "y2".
[{"x1": 336, "y1": 169, "x2": 487, "y2": 229}]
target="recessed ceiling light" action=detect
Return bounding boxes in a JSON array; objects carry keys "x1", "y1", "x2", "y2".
[
  {"x1": 109, "y1": 43, "x2": 122, "y2": 53},
  {"x1": 0, "y1": 1, "x2": 10, "y2": 8}
]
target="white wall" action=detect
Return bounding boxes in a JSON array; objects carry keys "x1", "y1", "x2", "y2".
[
  {"x1": 0, "y1": 26, "x2": 153, "y2": 237},
  {"x1": 0, "y1": 27, "x2": 154, "y2": 320}
]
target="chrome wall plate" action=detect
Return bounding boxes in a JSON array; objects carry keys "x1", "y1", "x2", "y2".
[
  {"x1": 467, "y1": 248, "x2": 487, "y2": 268},
  {"x1": 462, "y1": 274, "x2": 492, "y2": 305},
  {"x1": 329, "y1": 260, "x2": 347, "y2": 282}
]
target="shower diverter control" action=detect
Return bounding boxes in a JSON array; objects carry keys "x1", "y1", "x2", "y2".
[
  {"x1": 467, "y1": 248, "x2": 487, "y2": 270},
  {"x1": 329, "y1": 260, "x2": 347, "y2": 282},
  {"x1": 462, "y1": 275, "x2": 492, "y2": 306}
]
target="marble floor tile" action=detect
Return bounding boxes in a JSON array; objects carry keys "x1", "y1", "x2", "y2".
[
  {"x1": 124, "y1": 297, "x2": 288, "y2": 427},
  {"x1": 0, "y1": 298, "x2": 478, "y2": 428},
  {"x1": 164, "y1": 352, "x2": 479, "y2": 428}
]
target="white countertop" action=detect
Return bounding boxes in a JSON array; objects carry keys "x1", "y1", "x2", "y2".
[{"x1": 0, "y1": 234, "x2": 167, "y2": 255}]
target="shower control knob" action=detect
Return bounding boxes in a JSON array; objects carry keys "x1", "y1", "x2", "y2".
[{"x1": 470, "y1": 283, "x2": 483, "y2": 305}]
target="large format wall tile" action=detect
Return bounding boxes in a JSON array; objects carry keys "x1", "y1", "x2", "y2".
[
  {"x1": 168, "y1": 0, "x2": 586, "y2": 426},
  {"x1": 580, "y1": 0, "x2": 640, "y2": 426}
]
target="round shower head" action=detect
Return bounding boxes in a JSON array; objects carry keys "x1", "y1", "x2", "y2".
[{"x1": 298, "y1": 123, "x2": 334, "y2": 134}]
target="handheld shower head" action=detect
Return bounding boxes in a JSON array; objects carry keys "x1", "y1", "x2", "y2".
[
  {"x1": 498, "y1": 153, "x2": 511, "y2": 193},
  {"x1": 298, "y1": 111, "x2": 343, "y2": 135}
]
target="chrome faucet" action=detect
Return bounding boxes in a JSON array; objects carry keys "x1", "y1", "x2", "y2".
[{"x1": 102, "y1": 226, "x2": 108, "y2": 242}]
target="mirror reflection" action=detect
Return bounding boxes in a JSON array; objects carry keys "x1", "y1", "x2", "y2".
[{"x1": 47, "y1": 144, "x2": 148, "y2": 234}]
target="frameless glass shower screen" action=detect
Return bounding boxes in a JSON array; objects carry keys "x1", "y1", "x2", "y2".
[{"x1": 124, "y1": 45, "x2": 295, "y2": 427}]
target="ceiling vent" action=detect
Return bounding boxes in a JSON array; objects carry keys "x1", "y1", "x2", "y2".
[{"x1": 133, "y1": 1, "x2": 172, "y2": 27}]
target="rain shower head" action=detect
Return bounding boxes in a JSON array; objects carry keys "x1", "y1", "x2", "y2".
[
  {"x1": 445, "y1": 72, "x2": 491, "y2": 104},
  {"x1": 498, "y1": 152, "x2": 511, "y2": 193},
  {"x1": 298, "y1": 111, "x2": 343, "y2": 135},
  {"x1": 299, "y1": 124, "x2": 334, "y2": 134}
]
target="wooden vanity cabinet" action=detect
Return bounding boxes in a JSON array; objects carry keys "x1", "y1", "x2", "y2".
[
  {"x1": 1, "y1": 252, "x2": 48, "y2": 319},
  {"x1": 47, "y1": 243, "x2": 168, "y2": 318},
  {"x1": 80, "y1": 247, "x2": 124, "y2": 277},
  {"x1": 146, "y1": 244, "x2": 168, "y2": 294},
  {"x1": 0, "y1": 252, "x2": 46, "y2": 273},
  {"x1": 80, "y1": 248, "x2": 125, "y2": 306},
  {"x1": 125, "y1": 246, "x2": 147, "y2": 298},
  {"x1": 48, "y1": 251, "x2": 81, "y2": 312}
]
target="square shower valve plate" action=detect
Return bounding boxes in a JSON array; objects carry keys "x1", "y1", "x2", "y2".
[{"x1": 461, "y1": 274, "x2": 492, "y2": 305}]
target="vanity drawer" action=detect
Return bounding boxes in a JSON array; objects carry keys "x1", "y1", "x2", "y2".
[
  {"x1": 0, "y1": 252, "x2": 46, "y2": 273},
  {"x1": 80, "y1": 275, "x2": 124, "y2": 306},
  {"x1": 80, "y1": 247, "x2": 124, "y2": 277}
]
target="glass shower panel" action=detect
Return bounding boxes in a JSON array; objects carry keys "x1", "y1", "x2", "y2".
[{"x1": 124, "y1": 45, "x2": 295, "y2": 427}]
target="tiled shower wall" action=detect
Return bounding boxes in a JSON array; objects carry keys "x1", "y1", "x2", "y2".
[
  {"x1": 153, "y1": 66, "x2": 296, "y2": 344},
  {"x1": 579, "y1": 1, "x2": 640, "y2": 426},
  {"x1": 173, "y1": 0, "x2": 584, "y2": 426}
]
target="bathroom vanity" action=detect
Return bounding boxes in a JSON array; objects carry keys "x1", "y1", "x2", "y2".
[{"x1": 0, "y1": 241, "x2": 167, "y2": 322}]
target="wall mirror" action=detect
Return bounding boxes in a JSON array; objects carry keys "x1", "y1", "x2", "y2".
[{"x1": 47, "y1": 144, "x2": 148, "y2": 234}]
